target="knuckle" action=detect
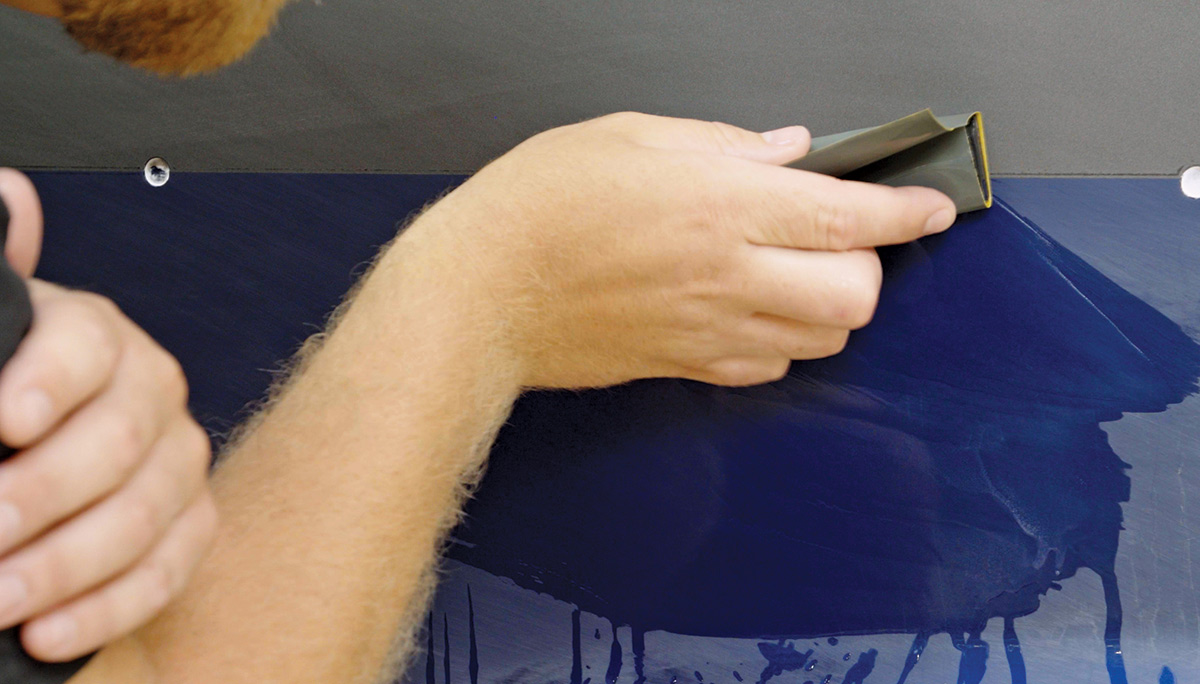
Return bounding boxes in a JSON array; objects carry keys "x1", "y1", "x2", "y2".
[
  {"x1": 762, "y1": 358, "x2": 791, "y2": 383},
  {"x1": 140, "y1": 563, "x2": 175, "y2": 608},
  {"x1": 818, "y1": 330, "x2": 851, "y2": 358},
  {"x1": 71, "y1": 300, "x2": 121, "y2": 366},
  {"x1": 20, "y1": 470, "x2": 60, "y2": 516},
  {"x1": 704, "y1": 121, "x2": 749, "y2": 155},
  {"x1": 153, "y1": 352, "x2": 189, "y2": 405},
  {"x1": 183, "y1": 422, "x2": 214, "y2": 472},
  {"x1": 102, "y1": 413, "x2": 147, "y2": 472},
  {"x1": 596, "y1": 111, "x2": 647, "y2": 133},
  {"x1": 37, "y1": 548, "x2": 74, "y2": 597},
  {"x1": 123, "y1": 499, "x2": 162, "y2": 549},
  {"x1": 812, "y1": 203, "x2": 860, "y2": 250},
  {"x1": 841, "y1": 285, "x2": 880, "y2": 329},
  {"x1": 195, "y1": 495, "x2": 219, "y2": 542}
]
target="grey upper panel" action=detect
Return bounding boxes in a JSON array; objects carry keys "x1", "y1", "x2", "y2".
[{"x1": 1, "y1": 0, "x2": 1196, "y2": 174}]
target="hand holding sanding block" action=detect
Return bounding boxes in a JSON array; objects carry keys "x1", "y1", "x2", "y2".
[
  {"x1": 791, "y1": 109, "x2": 992, "y2": 213},
  {"x1": 0, "y1": 200, "x2": 92, "y2": 684}
]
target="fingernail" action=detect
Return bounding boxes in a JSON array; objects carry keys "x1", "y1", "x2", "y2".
[
  {"x1": 924, "y1": 207, "x2": 957, "y2": 235},
  {"x1": 762, "y1": 126, "x2": 809, "y2": 146},
  {"x1": 0, "y1": 574, "x2": 28, "y2": 620},
  {"x1": 0, "y1": 502, "x2": 20, "y2": 549},
  {"x1": 30, "y1": 614, "x2": 77, "y2": 655},
  {"x1": 17, "y1": 389, "x2": 52, "y2": 434}
]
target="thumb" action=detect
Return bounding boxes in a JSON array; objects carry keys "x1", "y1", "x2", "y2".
[
  {"x1": 0, "y1": 169, "x2": 43, "y2": 278},
  {"x1": 611, "y1": 113, "x2": 811, "y2": 165},
  {"x1": 668, "y1": 120, "x2": 811, "y2": 165}
]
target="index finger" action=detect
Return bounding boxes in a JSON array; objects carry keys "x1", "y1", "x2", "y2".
[{"x1": 729, "y1": 164, "x2": 958, "y2": 251}]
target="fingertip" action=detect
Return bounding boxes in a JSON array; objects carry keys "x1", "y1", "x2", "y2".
[
  {"x1": 21, "y1": 613, "x2": 81, "y2": 663},
  {"x1": 895, "y1": 186, "x2": 957, "y2": 235},
  {"x1": 762, "y1": 125, "x2": 810, "y2": 147}
]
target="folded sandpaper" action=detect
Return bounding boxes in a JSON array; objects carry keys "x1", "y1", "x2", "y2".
[{"x1": 791, "y1": 109, "x2": 992, "y2": 213}]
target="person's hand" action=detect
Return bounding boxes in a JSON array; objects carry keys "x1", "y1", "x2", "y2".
[
  {"x1": 0, "y1": 169, "x2": 217, "y2": 662},
  {"x1": 407, "y1": 112, "x2": 959, "y2": 389}
]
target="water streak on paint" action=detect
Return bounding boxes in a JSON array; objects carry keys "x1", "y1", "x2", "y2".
[
  {"x1": 895, "y1": 633, "x2": 928, "y2": 684},
  {"x1": 443, "y1": 615, "x2": 451, "y2": 684},
  {"x1": 606, "y1": 622, "x2": 622, "y2": 684},
  {"x1": 425, "y1": 612, "x2": 435, "y2": 684},
  {"x1": 1002, "y1": 616, "x2": 1027, "y2": 684},
  {"x1": 467, "y1": 587, "x2": 479, "y2": 684}
]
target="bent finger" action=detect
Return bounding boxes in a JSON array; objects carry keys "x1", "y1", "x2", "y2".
[
  {"x1": 0, "y1": 361, "x2": 194, "y2": 555},
  {"x1": 595, "y1": 112, "x2": 812, "y2": 165},
  {"x1": 21, "y1": 494, "x2": 217, "y2": 662},
  {"x1": 737, "y1": 245, "x2": 882, "y2": 329},
  {"x1": 734, "y1": 313, "x2": 852, "y2": 360},
  {"x1": 0, "y1": 417, "x2": 211, "y2": 629},
  {"x1": 0, "y1": 282, "x2": 123, "y2": 447}
]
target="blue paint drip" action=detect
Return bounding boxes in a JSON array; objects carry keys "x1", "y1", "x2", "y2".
[
  {"x1": 1002, "y1": 617, "x2": 1027, "y2": 684},
  {"x1": 1160, "y1": 666, "x2": 1175, "y2": 684},
  {"x1": 571, "y1": 609, "x2": 583, "y2": 684},
  {"x1": 952, "y1": 630, "x2": 988, "y2": 684},
  {"x1": 632, "y1": 628, "x2": 646, "y2": 684},
  {"x1": 467, "y1": 587, "x2": 479, "y2": 684},
  {"x1": 843, "y1": 650, "x2": 877, "y2": 684},
  {"x1": 449, "y1": 197, "x2": 1200, "y2": 683},
  {"x1": 24, "y1": 174, "x2": 1200, "y2": 683},
  {"x1": 896, "y1": 633, "x2": 928, "y2": 684},
  {"x1": 606, "y1": 622, "x2": 622, "y2": 684}
]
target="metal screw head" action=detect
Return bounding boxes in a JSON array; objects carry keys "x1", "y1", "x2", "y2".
[
  {"x1": 1181, "y1": 166, "x2": 1200, "y2": 200},
  {"x1": 143, "y1": 158, "x2": 170, "y2": 187}
]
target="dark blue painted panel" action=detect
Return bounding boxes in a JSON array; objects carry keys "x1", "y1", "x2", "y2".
[{"x1": 21, "y1": 172, "x2": 1200, "y2": 683}]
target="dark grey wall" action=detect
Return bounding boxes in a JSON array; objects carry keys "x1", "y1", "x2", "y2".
[{"x1": 1, "y1": 0, "x2": 1196, "y2": 174}]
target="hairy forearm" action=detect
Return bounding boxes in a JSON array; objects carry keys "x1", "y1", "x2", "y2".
[{"x1": 73, "y1": 209, "x2": 523, "y2": 683}]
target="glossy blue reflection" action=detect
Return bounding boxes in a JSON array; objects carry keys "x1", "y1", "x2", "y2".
[{"x1": 450, "y1": 199, "x2": 1200, "y2": 679}]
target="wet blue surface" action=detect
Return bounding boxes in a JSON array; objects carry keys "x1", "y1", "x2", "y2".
[
  {"x1": 20, "y1": 172, "x2": 1200, "y2": 682},
  {"x1": 451, "y1": 197, "x2": 1200, "y2": 663}
]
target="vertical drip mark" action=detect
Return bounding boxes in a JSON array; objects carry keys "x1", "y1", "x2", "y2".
[
  {"x1": 632, "y1": 626, "x2": 646, "y2": 684},
  {"x1": 443, "y1": 614, "x2": 451, "y2": 684},
  {"x1": 467, "y1": 587, "x2": 479, "y2": 684},
  {"x1": 571, "y1": 609, "x2": 583, "y2": 684},
  {"x1": 1002, "y1": 617, "x2": 1027, "y2": 684},
  {"x1": 953, "y1": 629, "x2": 988, "y2": 684},
  {"x1": 425, "y1": 612, "x2": 435, "y2": 684},
  {"x1": 606, "y1": 621, "x2": 623, "y2": 684},
  {"x1": 1100, "y1": 571, "x2": 1129, "y2": 684},
  {"x1": 895, "y1": 632, "x2": 929, "y2": 684},
  {"x1": 1159, "y1": 666, "x2": 1176, "y2": 684}
]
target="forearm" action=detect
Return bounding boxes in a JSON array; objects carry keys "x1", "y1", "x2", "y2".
[{"x1": 74, "y1": 210, "x2": 523, "y2": 683}]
